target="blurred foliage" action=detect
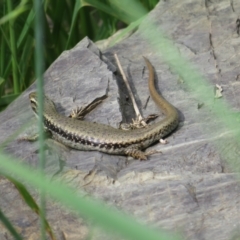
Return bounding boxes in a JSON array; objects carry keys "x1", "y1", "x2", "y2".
[{"x1": 0, "y1": 0, "x2": 159, "y2": 109}]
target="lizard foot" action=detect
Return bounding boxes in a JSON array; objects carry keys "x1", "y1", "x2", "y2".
[
  {"x1": 125, "y1": 148, "x2": 147, "y2": 160},
  {"x1": 69, "y1": 107, "x2": 85, "y2": 120},
  {"x1": 69, "y1": 95, "x2": 107, "y2": 120},
  {"x1": 119, "y1": 114, "x2": 159, "y2": 130},
  {"x1": 18, "y1": 133, "x2": 39, "y2": 142}
]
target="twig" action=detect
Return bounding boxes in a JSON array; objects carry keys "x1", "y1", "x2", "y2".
[{"x1": 114, "y1": 54, "x2": 145, "y2": 125}]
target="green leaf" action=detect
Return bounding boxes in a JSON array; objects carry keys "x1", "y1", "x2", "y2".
[
  {"x1": 65, "y1": 0, "x2": 88, "y2": 49},
  {"x1": 6, "y1": 176, "x2": 56, "y2": 240},
  {"x1": 0, "y1": 208, "x2": 23, "y2": 240},
  {"x1": 17, "y1": 9, "x2": 35, "y2": 48},
  {"x1": 0, "y1": 77, "x2": 4, "y2": 86},
  {"x1": 85, "y1": 0, "x2": 147, "y2": 24},
  {"x1": 0, "y1": 2, "x2": 30, "y2": 25}
]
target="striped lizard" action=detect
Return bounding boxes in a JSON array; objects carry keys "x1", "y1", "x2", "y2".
[{"x1": 28, "y1": 57, "x2": 179, "y2": 160}]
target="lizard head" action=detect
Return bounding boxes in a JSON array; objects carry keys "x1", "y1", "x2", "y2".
[{"x1": 29, "y1": 92, "x2": 57, "y2": 117}]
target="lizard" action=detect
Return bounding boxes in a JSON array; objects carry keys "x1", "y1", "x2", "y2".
[{"x1": 28, "y1": 57, "x2": 179, "y2": 160}]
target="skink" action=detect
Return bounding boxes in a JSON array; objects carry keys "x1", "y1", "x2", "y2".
[{"x1": 29, "y1": 57, "x2": 179, "y2": 160}]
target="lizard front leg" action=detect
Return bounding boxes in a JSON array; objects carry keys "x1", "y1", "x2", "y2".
[{"x1": 69, "y1": 95, "x2": 107, "y2": 120}]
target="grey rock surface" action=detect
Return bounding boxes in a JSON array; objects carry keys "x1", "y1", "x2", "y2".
[{"x1": 1, "y1": 0, "x2": 240, "y2": 239}]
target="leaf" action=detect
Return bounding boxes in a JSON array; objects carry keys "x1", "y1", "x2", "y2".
[
  {"x1": 6, "y1": 176, "x2": 56, "y2": 240},
  {"x1": 0, "y1": 208, "x2": 23, "y2": 240}
]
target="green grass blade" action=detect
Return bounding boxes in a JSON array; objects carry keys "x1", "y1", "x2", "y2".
[
  {"x1": 0, "y1": 25, "x2": 11, "y2": 87},
  {"x1": 0, "y1": 28, "x2": 5, "y2": 77},
  {"x1": 0, "y1": 4, "x2": 30, "y2": 25},
  {"x1": 0, "y1": 207, "x2": 23, "y2": 240},
  {"x1": 34, "y1": 0, "x2": 46, "y2": 239},
  {"x1": 85, "y1": 0, "x2": 146, "y2": 23},
  {"x1": 140, "y1": 0, "x2": 159, "y2": 10},
  {"x1": 6, "y1": 176, "x2": 56, "y2": 240},
  {"x1": 0, "y1": 77, "x2": 4, "y2": 86},
  {"x1": 7, "y1": 0, "x2": 19, "y2": 94},
  {"x1": 108, "y1": 17, "x2": 144, "y2": 47},
  {"x1": 65, "y1": 0, "x2": 86, "y2": 49},
  {"x1": 79, "y1": 7, "x2": 94, "y2": 40},
  {"x1": 17, "y1": 9, "x2": 35, "y2": 48},
  {"x1": 19, "y1": 36, "x2": 34, "y2": 90}
]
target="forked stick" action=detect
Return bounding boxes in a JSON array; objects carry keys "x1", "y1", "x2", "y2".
[{"x1": 114, "y1": 53, "x2": 146, "y2": 126}]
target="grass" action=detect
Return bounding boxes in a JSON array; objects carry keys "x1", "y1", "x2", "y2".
[{"x1": 0, "y1": 0, "x2": 158, "y2": 110}]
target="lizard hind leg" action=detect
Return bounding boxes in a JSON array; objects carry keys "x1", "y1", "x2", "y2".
[
  {"x1": 124, "y1": 148, "x2": 147, "y2": 160},
  {"x1": 119, "y1": 114, "x2": 159, "y2": 130}
]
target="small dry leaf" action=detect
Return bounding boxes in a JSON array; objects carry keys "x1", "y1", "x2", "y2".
[
  {"x1": 214, "y1": 84, "x2": 223, "y2": 98},
  {"x1": 159, "y1": 139, "x2": 168, "y2": 144}
]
